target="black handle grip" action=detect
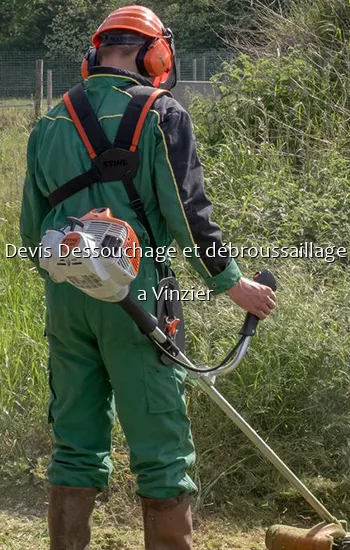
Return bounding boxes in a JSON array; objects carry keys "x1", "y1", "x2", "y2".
[
  {"x1": 238, "y1": 270, "x2": 277, "y2": 337},
  {"x1": 119, "y1": 294, "x2": 158, "y2": 334}
]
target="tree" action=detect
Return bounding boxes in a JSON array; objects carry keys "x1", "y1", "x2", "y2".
[
  {"x1": 44, "y1": 0, "x2": 135, "y2": 59},
  {"x1": 43, "y1": 0, "x2": 248, "y2": 57},
  {"x1": 0, "y1": 0, "x2": 284, "y2": 55},
  {"x1": 0, "y1": 0, "x2": 54, "y2": 50},
  {"x1": 136, "y1": 0, "x2": 248, "y2": 51}
]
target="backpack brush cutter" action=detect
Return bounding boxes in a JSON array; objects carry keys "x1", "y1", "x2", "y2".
[{"x1": 40, "y1": 208, "x2": 350, "y2": 550}]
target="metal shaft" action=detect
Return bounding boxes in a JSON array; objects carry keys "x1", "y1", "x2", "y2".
[
  {"x1": 149, "y1": 326, "x2": 336, "y2": 522},
  {"x1": 170, "y1": 347, "x2": 337, "y2": 524},
  {"x1": 196, "y1": 377, "x2": 337, "y2": 524}
]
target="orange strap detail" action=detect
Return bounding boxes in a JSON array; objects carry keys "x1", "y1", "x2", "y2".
[
  {"x1": 63, "y1": 91, "x2": 97, "y2": 160},
  {"x1": 129, "y1": 89, "x2": 167, "y2": 152}
]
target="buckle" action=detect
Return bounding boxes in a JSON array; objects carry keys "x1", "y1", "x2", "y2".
[
  {"x1": 165, "y1": 317, "x2": 181, "y2": 337},
  {"x1": 131, "y1": 198, "x2": 143, "y2": 211}
]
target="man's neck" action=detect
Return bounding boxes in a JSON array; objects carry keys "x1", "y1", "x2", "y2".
[{"x1": 88, "y1": 66, "x2": 153, "y2": 87}]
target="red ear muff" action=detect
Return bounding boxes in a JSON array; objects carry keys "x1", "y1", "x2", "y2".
[
  {"x1": 136, "y1": 37, "x2": 173, "y2": 78},
  {"x1": 81, "y1": 47, "x2": 98, "y2": 80}
]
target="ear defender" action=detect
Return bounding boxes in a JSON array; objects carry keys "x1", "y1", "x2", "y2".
[
  {"x1": 81, "y1": 47, "x2": 98, "y2": 80},
  {"x1": 81, "y1": 28, "x2": 176, "y2": 89},
  {"x1": 136, "y1": 36, "x2": 173, "y2": 78}
]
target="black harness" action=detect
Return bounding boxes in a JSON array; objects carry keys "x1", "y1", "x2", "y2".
[{"x1": 48, "y1": 82, "x2": 171, "y2": 257}]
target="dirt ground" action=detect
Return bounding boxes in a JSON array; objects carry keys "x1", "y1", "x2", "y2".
[
  {"x1": 0, "y1": 510, "x2": 266, "y2": 549},
  {"x1": 0, "y1": 479, "x2": 266, "y2": 550}
]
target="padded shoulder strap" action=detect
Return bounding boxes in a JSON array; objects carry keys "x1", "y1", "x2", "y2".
[
  {"x1": 63, "y1": 84, "x2": 171, "y2": 158},
  {"x1": 50, "y1": 84, "x2": 171, "y2": 256},
  {"x1": 63, "y1": 83, "x2": 111, "y2": 159},
  {"x1": 114, "y1": 86, "x2": 172, "y2": 152}
]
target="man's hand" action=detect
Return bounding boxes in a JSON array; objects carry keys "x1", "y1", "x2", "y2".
[{"x1": 226, "y1": 277, "x2": 276, "y2": 320}]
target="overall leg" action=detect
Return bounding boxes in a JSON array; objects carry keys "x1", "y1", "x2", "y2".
[
  {"x1": 90, "y1": 259, "x2": 196, "y2": 549},
  {"x1": 45, "y1": 279, "x2": 115, "y2": 549}
]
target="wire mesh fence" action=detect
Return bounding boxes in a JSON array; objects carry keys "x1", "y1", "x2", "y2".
[{"x1": 0, "y1": 50, "x2": 232, "y2": 111}]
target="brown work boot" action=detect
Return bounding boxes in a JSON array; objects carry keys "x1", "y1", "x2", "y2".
[
  {"x1": 48, "y1": 485, "x2": 98, "y2": 550},
  {"x1": 141, "y1": 493, "x2": 193, "y2": 549}
]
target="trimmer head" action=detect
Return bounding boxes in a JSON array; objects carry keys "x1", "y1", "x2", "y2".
[{"x1": 266, "y1": 522, "x2": 348, "y2": 550}]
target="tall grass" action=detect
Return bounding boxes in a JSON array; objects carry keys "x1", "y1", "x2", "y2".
[
  {"x1": 0, "y1": 109, "x2": 50, "y2": 466},
  {"x1": 1, "y1": 0, "x2": 350, "y2": 523},
  {"x1": 186, "y1": 0, "x2": 350, "y2": 518}
]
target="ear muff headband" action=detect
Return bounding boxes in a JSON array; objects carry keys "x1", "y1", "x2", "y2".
[{"x1": 100, "y1": 32, "x2": 147, "y2": 46}]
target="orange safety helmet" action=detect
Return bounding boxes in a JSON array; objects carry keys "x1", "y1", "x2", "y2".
[{"x1": 81, "y1": 5, "x2": 177, "y2": 90}]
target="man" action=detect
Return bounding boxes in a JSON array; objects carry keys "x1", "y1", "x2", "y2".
[{"x1": 20, "y1": 5, "x2": 276, "y2": 550}]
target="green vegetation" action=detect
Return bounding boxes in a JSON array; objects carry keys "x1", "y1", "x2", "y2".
[
  {"x1": 0, "y1": 0, "x2": 254, "y2": 55},
  {"x1": 186, "y1": 0, "x2": 350, "y2": 517},
  {"x1": 0, "y1": 0, "x2": 292, "y2": 55},
  {"x1": 1, "y1": 1, "x2": 350, "y2": 546}
]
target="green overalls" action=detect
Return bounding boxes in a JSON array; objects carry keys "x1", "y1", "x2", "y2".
[{"x1": 20, "y1": 68, "x2": 242, "y2": 498}]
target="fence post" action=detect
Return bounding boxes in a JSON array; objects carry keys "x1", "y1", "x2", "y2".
[
  {"x1": 35, "y1": 59, "x2": 44, "y2": 119},
  {"x1": 203, "y1": 57, "x2": 206, "y2": 80},
  {"x1": 193, "y1": 59, "x2": 197, "y2": 81},
  {"x1": 177, "y1": 59, "x2": 181, "y2": 81},
  {"x1": 47, "y1": 70, "x2": 53, "y2": 111}
]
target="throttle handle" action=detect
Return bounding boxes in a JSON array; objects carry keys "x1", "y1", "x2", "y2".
[{"x1": 238, "y1": 270, "x2": 277, "y2": 337}]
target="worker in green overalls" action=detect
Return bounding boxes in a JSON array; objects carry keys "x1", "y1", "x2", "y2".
[{"x1": 20, "y1": 6, "x2": 276, "y2": 549}]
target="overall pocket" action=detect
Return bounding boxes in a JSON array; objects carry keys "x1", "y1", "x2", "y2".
[{"x1": 143, "y1": 353, "x2": 182, "y2": 414}]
